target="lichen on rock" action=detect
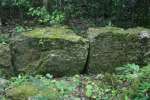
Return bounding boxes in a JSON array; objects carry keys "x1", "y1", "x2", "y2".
[
  {"x1": 23, "y1": 26, "x2": 87, "y2": 42},
  {"x1": 12, "y1": 26, "x2": 89, "y2": 76},
  {"x1": 0, "y1": 44, "x2": 12, "y2": 78},
  {"x1": 87, "y1": 26, "x2": 150, "y2": 74}
]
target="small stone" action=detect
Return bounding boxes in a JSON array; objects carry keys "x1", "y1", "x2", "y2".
[
  {"x1": 139, "y1": 31, "x2": 150, "y2": 39},
  {"x1": 0, "y1": 78, "x2": 8, "y2": 94},
  {"x1": 0, "y1": 78, "x2": 8, "y2": 87}
]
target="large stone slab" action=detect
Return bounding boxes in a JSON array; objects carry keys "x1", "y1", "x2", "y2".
[
  {"x1": 12, "y1": 26, "x2": 89, "y2": 76},
  {"x1": 87, "y1": 27, "x2": 150, "y2": 74}
]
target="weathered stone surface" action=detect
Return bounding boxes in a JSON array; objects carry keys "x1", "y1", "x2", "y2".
[
  {"x1": 0, "y1": 78, "x2": 8, "y2": 94},
  {"x1": 87, "y1": 27, "x2": 145, "y2": 73},
  {"x1": 0, "y1": 44, "x2": 12, "y2": 78},
  {"x1": 12, "y1": 26, "x2": 89, "y2": 76},
  {"x1": 127, "y1": 27, "x2": 150, "y2": 65}
]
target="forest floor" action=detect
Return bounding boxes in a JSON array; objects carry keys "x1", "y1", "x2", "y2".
[{"x1": 0, "y1": 64, "x2": 150, "y2": 100}]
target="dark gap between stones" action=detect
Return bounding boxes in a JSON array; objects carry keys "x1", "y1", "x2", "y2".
[{"x1": 81, "y1": 41, "x2": 90, "y2": 74}]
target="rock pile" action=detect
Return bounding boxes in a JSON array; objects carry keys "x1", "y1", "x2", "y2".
[{"x1": 0, "y1": 26, "x2": 150, "y2": 77}]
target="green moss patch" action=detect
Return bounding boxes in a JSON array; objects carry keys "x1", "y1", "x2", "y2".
[
  {"x1": 23, "y1": 26, "x2": 87, "y2": 42},
  {"x1": 88, "y1": 27, "x2": 128, "y2": 40},
  {"x1": 0, "y1": 44, "x2": 12, "y2": 78},
  {"x1": 88, "y1": 26, "x2": 150, "y2": 73}
]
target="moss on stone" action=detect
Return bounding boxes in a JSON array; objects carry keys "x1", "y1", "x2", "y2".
[
  {"x1": 23, "y1": 26, "x2": 87, "y2": 42},
  {"x1": 88, "y1": 27, "x2": 128, "y2": 40},
  {"x1": 0, "y1": 44, "x2": 12, "y2": 78},
  {"x1": 6, "y1": 82, "x2": 60, "y2": 100},
  {"x1": 0, "y1": 44, "x2": 11, "y2": 66},
  {"x1": 88, "y1": 27, "x2": 150, "y2": 40},
  {"x1": 6, "y1": 83, "x2": 38, "y2": 100},
  {"x1": 126, "y1": 27, "x2": 150, "y2": 40},
  {"x1": 127, "y1": 27, "x2": 150, "y2": 34},
  {"x1": 12, "y1": 26, "x2": 89, "y2": 76},
  {"x1": 24, "y1": 49, "x2": 87, "y2": 76},
  {"x1": 88, "y1": 26, "x2": 150, "y2": 73}
]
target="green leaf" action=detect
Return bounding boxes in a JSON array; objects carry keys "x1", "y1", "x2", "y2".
[{"x1": 86, "y1": 85, "x2": 93, "y2": 97}]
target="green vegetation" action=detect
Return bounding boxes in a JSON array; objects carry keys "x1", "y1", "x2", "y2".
[
  {"x1": 0, "y1": 64, "x2": 148, "y2": 100},
  {"x1": 0, "y1": 0, "x2": 150, "y2": 100},
  {"x1": 0, "y1": 0, "x2": 150, "y2": 27}
]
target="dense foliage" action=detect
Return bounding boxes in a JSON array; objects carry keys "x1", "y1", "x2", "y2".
[{"x1": 0, "y1": 0, "x2": 150, "y2": 27}]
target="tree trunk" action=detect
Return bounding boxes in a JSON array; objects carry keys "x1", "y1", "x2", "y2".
[
  {"x1": 0, "y1": 18, "x2": 1, "y2": 26},
  {"x1": 0, "y1": 6, "x2": 2, "y2": 27},
  {"x1": 43, "y1": 0, "x2": 48, "y2": 9}
]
